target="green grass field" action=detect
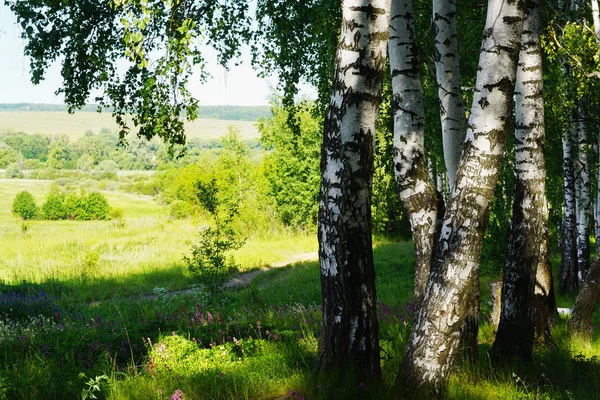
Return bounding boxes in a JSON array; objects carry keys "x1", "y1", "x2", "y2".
[
  {"x1": 0, "y1": 179, "x2": 316, "y2": 301},
  {"x1": 0, "y1": 111, "x2": 260, "y2": 139},
  {"x1": 2, "y1": 178, "x2": 600, "y2": 399}
]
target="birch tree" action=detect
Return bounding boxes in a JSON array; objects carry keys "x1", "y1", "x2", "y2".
[
  {"x1": 388, "y1": 0, "x2": 440, "y2": 308},
  {"x1": 575, "y1": 104, "x2": 591, "y2": 283},
  {"x1": 492, "y1": 0, "x2": 549, "y2": 360},
  {"x1": 560, "y1": 125, "x2": 579, "y2": 292},
  {"x1": 316, "y1": 0, "x2": 390, "y2": 381},
  {"x1": 568, "y1": 0, "x2": 600, "y2": 345},
  {"x1": 433, "y1": 0, "x2": 466, "y2": 192},
  {"x1": 398, "y1": 0, "x2": 524, "y2": 392}
]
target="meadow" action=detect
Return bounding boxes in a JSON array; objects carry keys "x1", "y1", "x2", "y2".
[
  {"x1": 0, "y1": 111, "x2": 259, "y2": 140},
  {"x1": 2, "y1": 178, "x2": 600, "y2": 399}
]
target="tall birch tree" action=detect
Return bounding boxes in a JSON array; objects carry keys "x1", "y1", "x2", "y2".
[
  {"x1": 398, "y1": 0, "x2": 524, "y2": 392},
  {"x1": 388, "y1": 0, "x2": 440, "y2": 308},
  {"x1": 492, "y1": 0, "x2": 549, "y2": 361},
  {"x1": 575, "y1": 104, "x2": 591, "y2": 283},
  {"x1": 316, "y1": 0, "x2": 390, "y2": 381},
  {"x1": 433, "y1": 0, "x2": 466, "y2": 192}
]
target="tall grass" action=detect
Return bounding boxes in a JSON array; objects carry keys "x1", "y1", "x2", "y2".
[{"x1": 3, "y1": 180, "x2": 600, "y2": 399}]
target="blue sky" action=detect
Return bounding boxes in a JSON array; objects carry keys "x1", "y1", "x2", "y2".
[{"x1": 0, "y1": 3, "x2": 313, "y2": 106}]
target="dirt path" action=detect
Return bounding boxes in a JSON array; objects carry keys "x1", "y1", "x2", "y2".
[
  {"x1": 223, "y1": 252, "x2": 317, "y2": 289},
  {"x1": 123, "y1": 251, "x2": 318, "y2": 303}
]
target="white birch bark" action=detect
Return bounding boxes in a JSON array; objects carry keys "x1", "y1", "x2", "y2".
[
  {"x1": 316, "y1": 0, "x2": 390, "y2": 381},
  {"x1": 492, "y1": 0, "x2": 549, "y2": 360},
  {"x1": 560, "y1": 126, "x2": 579, "y2": 292},
  {"x1": 593, "y1": 0, "x2": 600, "y2": 42},
  {"x1": 398, "y1": 0, "x2": 524, "y2": 392},
  {"x1": 433, "y1": 0, "x2": 466, "y2": 192},
  {"x1": 575, "y1": 106, "x2": 591, "y2": 283},
  {"x1": 389, "y1": 0, "x2": 440, "y2": 307}
]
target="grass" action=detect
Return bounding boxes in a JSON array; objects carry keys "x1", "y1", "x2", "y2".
[
  {"x1": 3, "y1": 179, "x2": 600, "y2": 399},
  {"x1": 0, "y1": 111, "x2": 259, "y2": 140}
]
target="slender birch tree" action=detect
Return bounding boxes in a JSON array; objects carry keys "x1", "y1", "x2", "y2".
[
  {"x1": 398, "y1": 0, "x2": 525, "y2": 392},
  {"x1": 388, "y1": 0, "x2": 440, "y2": 308},
  {"x1": 316, "y1": 0, "x2": 390, "y2": 381},
  {"x1": 433, "y1": 0, "x2": 466, "y2": 192},
  {"x1": 492, "y1": 0, "x2": 549, "y2": 360},
  {"x1": 560, "y1": 122, "x2": 579, "y2": 292},
  {"x1": 575, "y1": 103, "x2": 591, "y2": 283}
]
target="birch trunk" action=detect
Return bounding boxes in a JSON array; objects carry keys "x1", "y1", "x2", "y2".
[
  {"x1": 559, "y1": 127, "x2": 579, "y2": 293},
  {"x1": 492, "y1": 0, "x2": 548, "y2": 360},
  {"x1": 433, "y1": 0, "x2": 466, "y2": 192},
  {"x1": 398, "y1": 0, "x2": 524, "y2": 392},
  {"x1": 569, "y1": 254, "x2": 600, "y2": 343},
  {"x1": 534, "y1": 243, "x2": 556, "y2": 343},
  {"x1": 575, "y1": 106, "x2": 591, "y2": 283},
  {"x1": 316, "y1": 0, "x2": 390, "y2": 381},
  {"x1": 389, "y1": 0, "x2": 440, "y2": 308}
]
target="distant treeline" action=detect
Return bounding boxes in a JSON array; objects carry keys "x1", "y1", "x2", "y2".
[{"x1": 0, "y1": 103, "x2": 271, "y2": 122}]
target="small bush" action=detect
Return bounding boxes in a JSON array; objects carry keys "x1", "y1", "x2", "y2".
[
  {"x1": 85, "y1": 192, "x2": 110, "y2": 220},
  {"x1": 12, "y1": 191, "x2": 39, "y2": 220},
  {"x1": 42, "y1": 193, "x2": 67, "y2": 220},
  {"x1": 5, "y1": 163, "x2": 24, "y2": 179},
  {"x1": 184, "y1": 179, "x2": 245, "y2": 295},
  {"x1": 64, "y1": 193, "x2": 87, "y2": 220},
  {"x1": 169, "y1": 200, "x2": 193, "y2": 219}
]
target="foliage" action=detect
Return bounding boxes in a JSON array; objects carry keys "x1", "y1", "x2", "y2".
[
  {"x1": 12, "y1": 191, "x2": 38, "y2": 220},
  {"x1": 42, "y1": 192, "x2": 67, "y2": 220},
  {"x1": 260, "y1": 102, "x2": 321, "y2": 229},
  {"x1": 5, "y1": 162, "x2": 24, "y2": 179},
  {"x1": 0, "y1": 143, "x2": 19, "y2": 168},
  {"x1": 85, "y1": 192, "x2": 111, "y2": 220},
  {"x1": 62, "y1": 191, "x2": 111, "y2": 220},
  {"x1": 184, "y1": 179, "x2": 246, "y2": 295}
]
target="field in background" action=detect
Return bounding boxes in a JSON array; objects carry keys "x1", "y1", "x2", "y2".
[
  {"x1": 0, "y1": 179, "x2": 317, "y2": 300},
  {"x1": 0, "y1": 111, "x2": 260, "y2": 139}
]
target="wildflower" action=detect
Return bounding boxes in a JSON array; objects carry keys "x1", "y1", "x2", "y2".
[
  {"x1": 171, "y1": 389, "x2": 184, "y2": 400},
  {"x1": 359, "y1": 382, "x2": 367, "y2": 390}
]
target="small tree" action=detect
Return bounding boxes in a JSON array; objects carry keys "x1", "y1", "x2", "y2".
[
  {"x1": 184, "y1": 179, "x2": 245, "y2": 295},
  {"x1": 42, "y1": 193, "x2": 67, "y2": 220},
  {"x1": 84, "y1": 192, "x2": 110, "y2": 220},
  {"x1": 12, "y1": 191, "x2": 38, "y2": 220},
  {"x1": 5, "y1": 163, "x2": 24, "y2": 179}
]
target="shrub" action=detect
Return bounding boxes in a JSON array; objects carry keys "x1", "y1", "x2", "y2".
[
  {"x1": 12, "y1": 191, "x2": 38, "y2": 220},
  {"x1": 5, "y1": 163, "x2": 24, "y2": 179},
  {"x1": 169, "y1": 200, "x2": 193, "y2": 219},
  {"x1": 184, "y1": 179, "x2": 245, "y2": 295},
  {"x1": 64, "y1": 193, "x2": 87, "y2": 220},
  {"x1": 42, "y1": 193, "x2": 67, "y2": 220},
  {"x1": 85, "y1": 192, "x2": 110, "y2": 220},
  {"x1": 95, "y1": 159, "x2": 118, "y2": 173}
]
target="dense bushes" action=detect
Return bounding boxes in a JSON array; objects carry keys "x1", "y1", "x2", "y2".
[
  {"x1": 12, "y1": 191, "x2": 39, "y2": 220},
  {"x1": 12, "y1": 188, "x2": 113, "y2": 221}
]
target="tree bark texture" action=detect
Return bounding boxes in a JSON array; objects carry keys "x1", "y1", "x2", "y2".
[
  {"x1": 569, "y1": 255, "x2": 600, "y2": 343},
  {"x1": 575, "y1": 105, "x2": 591, "y2": 283},
  {"x1": 389, "y1": 0, "x2": 440, "y2": 308},
  {"x1": 534, "y1": 243, "x2": 556, "y2": 343},
  {"x1": 316, "y1": 0, "x2": 390, "y2": 381},
  {"x1": 433, "y1": 0, "x2": 466, "y2": 192},
  {"x1": 560, "y1": 125, "x2": 579, "y2": 293},
  {"x1": 493, "y1": 0, "x2": 548, "y2": 361},
  {"x1": 398, "y1": 0, "x2": 524, "y2": 393}
]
